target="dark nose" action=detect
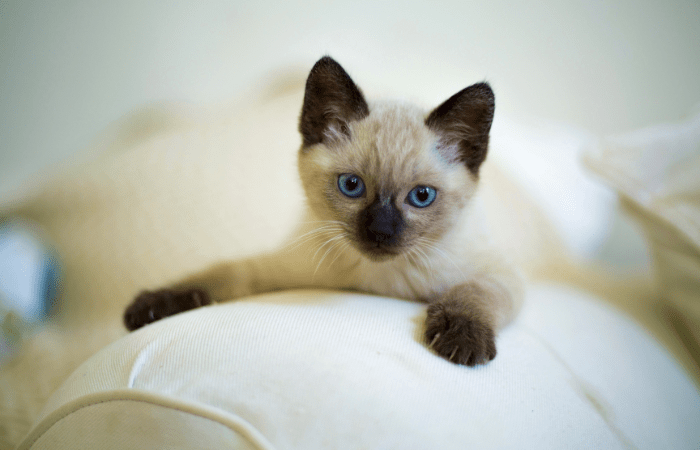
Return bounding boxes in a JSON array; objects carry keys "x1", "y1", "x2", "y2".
[{"x1": 362, "y1": 200, "x2": 403, "y2": 244}]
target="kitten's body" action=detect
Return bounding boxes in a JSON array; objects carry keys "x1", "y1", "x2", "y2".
[{"x1": 125, "y1": 57, "x2": 523, "y2": 366}]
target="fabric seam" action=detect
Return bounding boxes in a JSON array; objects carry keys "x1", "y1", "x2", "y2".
[{"x1": 17, "y1": 389, "x2": 276, "y2": 450}]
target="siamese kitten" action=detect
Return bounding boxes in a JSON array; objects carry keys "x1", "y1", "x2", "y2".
[{"x1": 124, "y1": 56, "x2": 523, "y2": 366}]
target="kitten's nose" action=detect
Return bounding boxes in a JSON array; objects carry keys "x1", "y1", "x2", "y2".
[{"x1": 362, "y1": 200, "x2": 403, "y2": 244}]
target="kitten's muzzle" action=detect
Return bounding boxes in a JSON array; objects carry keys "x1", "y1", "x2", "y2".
[{"x1": 359, "y1": 200, "x2": 404, "y2": 249}]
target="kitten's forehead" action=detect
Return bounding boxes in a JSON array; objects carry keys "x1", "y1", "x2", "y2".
[
  {"x1": 346, "y1": 100, "x2": 447, "y2": 188},
  {"x1": 369, "y1": 101, "x2": 429, "y2": 152}
]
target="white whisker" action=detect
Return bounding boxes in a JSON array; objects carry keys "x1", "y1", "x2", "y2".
[
  {"x1": 327, "y1": 239, "x2": 352, "y2": 269},
  {"x1": 284, "y1": 225, "x2": 344, "y2": 251},
  {"x1": 412, "y1": 246, "x2": 436, "y2": 285},
  {"x1": 402, "y1": 251, "x2": 419, "y2": 270},
  {"x1": 289, "y1": 224, "x2": 342, "y2": 242},
  {"x1": 313, "y1": 235, "x2": 347, "y2": 277},
  {"x1": 316, "y1": 236, "x2": 344, "y2": 264},
  {"x1": 297, "y1": 220, "x2": 346, "y2": 225},
  {"x1": 417, "y1": 237, "x2": 467, "y2": 282},
  {"x1": 311, "y1": 234, "x2": 345, "y2": 262},
  {"x1": 414, "y1": 246, "x2": 434, "y2": 273},
  {"x1": 406, "y1": 247, "x2": 425, "y2": 272}
]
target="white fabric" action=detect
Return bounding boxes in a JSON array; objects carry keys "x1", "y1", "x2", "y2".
[
  {"x1": 585, "y1": 110, "x2": 700, "y2": 249},
  {"x1": 19, "y1": 285, "x2": 700, "y2": 450},
  {"x1": 26, "y1": 396, "x2": 266, "y2": 450},
  {"x1": 584, "y1": 108, "x2": 700, "y2": 380}
]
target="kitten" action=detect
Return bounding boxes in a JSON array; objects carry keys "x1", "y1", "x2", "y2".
[{"x1": 123, "y1": 56, "x2": 523, "y2": 366}]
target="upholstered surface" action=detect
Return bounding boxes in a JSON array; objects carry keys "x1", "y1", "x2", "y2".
[{"x1": 18, "y1": 285, "x2": 700, "y2": 450}]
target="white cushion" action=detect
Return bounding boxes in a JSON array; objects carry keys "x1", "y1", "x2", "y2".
[{"x1": 18, "y1": 284, "x2": 700, "y2": 450}]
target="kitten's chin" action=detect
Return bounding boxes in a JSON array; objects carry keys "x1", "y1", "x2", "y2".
[{"x1": 359, "y1": 245, "x2": 402, "y2": 262}]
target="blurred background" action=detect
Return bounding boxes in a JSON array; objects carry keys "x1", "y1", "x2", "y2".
[
  {"x1": 2, "y1": 0, "x2": 699, "y2": 196},
  {"x1": 1, "y1": 0, "x2": 699, "y2": 324}
]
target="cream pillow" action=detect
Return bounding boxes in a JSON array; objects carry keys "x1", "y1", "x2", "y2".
[
  {"x1": 18, "y1": 286, "x2": 700, "y2": 450},
  {"x1": 584, "y1": 108, "x2": 700, "y2": 381}
]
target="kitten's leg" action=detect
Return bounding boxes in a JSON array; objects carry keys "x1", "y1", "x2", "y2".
[
  {"x1": 425, "y1": 275, "x2": 521, "y2": 366},
  {"x1": 123, "y1": 252, "x2": 307, "y2": 331},
  {"x1": 123, "y1": 287, "x2": 211, "y2": 331},
  {"x1": 123, "y1": 259, "x2": 259, "y2": 331}
]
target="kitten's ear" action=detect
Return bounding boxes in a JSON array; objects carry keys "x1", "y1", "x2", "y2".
[
  {"x1": 425, "y1": 83, "x2": 495, "y2": 175},
  {"x1": 299, "y1": 56, "x2": 370, "y2": 147}
]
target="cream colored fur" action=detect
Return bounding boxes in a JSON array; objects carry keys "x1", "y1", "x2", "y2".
[{"x1": 176, "y1": 99, "x2": 523, "y2": 332}]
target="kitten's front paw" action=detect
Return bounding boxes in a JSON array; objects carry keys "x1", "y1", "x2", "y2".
[
  {"x1": 123, "y1": 288, "x2": 211, "y2": 331},
  {"x1": 424, "y1": 301, "x2": 496, "y2": 366}
]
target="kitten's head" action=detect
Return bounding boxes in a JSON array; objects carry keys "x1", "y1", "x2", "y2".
[{"x1": 298, "y1": 56, "x2": 494, "y2": 262}]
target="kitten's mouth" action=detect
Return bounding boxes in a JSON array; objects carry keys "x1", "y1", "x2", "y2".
[{"x1": 360, "y1": 242, "x2": 401, "y2": 261}]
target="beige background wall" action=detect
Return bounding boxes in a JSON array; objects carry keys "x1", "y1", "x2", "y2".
[{"x1": 2, "y1": 0, "x2": 699, "y2": 197}]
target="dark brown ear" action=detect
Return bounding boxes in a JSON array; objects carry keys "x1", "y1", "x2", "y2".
[
  {"x1": 299, "y1": 56, "x2": 369, "y2": 147},
  {"x1": 425, "y1": 83, "x2": 495, "y2": 175}
]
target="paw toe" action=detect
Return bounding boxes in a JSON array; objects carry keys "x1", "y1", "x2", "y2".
[
  {"x1": 424, "y1": 304, "x2": 496, "y2": 366},
  {"x1": 123, "y1": 288, "x2": 211, "y2": 331}
]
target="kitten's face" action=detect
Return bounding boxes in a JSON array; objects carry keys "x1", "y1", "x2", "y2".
[
  {"x1": 299, "y1": 102, "x2": 476, "y2": 261},
  {"x1": 297, "y1": 57, "x2": 494, "y2": 262}
]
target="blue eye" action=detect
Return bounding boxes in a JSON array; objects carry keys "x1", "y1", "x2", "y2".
[
  {"x1": 407, "y1": 186, "x2": 437, "y2": 208},
  {"x1": 338, "y1": 173, "x2": 365, "y2": 198}
]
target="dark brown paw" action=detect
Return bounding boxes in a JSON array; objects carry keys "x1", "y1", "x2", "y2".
[
  {"x1": 424, "y1": 301, "x2": 497, "y2": 366},
  {"x1": 123, "y1": 288, "x2": 211, "y2": 331}
]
